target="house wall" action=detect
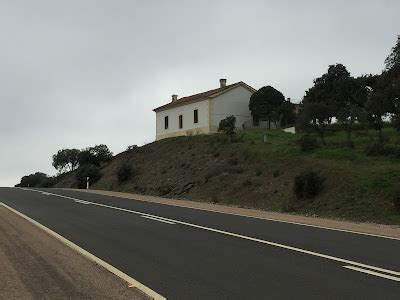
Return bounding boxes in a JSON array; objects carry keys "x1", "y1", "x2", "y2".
[
  {"x1": 155, "y1": 99, "x2": 210, "y2": 140},
  {"x1": 210, "y1": 85, "x2": 254, "y2": 132}
]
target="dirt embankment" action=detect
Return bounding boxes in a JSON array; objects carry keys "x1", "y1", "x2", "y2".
[{"x1": 55, "y1": 131, "x2": 400, "y2": 225}]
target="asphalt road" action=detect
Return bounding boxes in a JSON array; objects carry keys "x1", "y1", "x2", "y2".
[{"x1": 1, "y1": 187, "x2": 399, "y2": 299}]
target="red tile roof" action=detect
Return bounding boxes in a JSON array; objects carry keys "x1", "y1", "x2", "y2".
[{"x1": 153, "y1": 81, "x2": 256, "y2": 112}]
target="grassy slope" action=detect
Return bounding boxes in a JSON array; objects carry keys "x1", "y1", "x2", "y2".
[{"x1": 56, "y1": 128, "x2": 400, "y2": 224}]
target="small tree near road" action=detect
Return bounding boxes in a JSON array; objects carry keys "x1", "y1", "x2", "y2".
[{"x1": 218, "y1": 115, "x2": 236, "y2": 140}]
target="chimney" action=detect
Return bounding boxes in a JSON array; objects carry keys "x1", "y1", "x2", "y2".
[
  {"x1": 219, "y1": 78, "x2": 227, "y2": 88},
  {"x1": 171, "y1": 94, "x2": 178, "y2": 102}
]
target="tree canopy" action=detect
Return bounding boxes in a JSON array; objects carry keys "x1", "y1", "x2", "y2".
[
  {"x1": 78, "y1": 144, "x2": 113, "y2": 166},
  {"x1": 249, "y1": 86, "x2": 285, "y2": 129},
  {"x1": 385, "y1": 35, "x2": 400, "y2": 71},
  {"x1": 52, "y1": 148, "x2": 80, "y2": 173}
]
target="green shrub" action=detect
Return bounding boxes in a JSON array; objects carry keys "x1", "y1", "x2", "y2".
[
  {"x1": 126, "y1": 145, "x2": 138, "y2": 151},
  {"x1": 117, "y1": 164, "x2": 133, "y2": 183},
  {"x1": 76, "y1": 164, "x2": 102, "y2": 188},
  {"x1": 297, "y1": 134, "x2": 318, "y2": 152},
  {"x1": 294, "y1": 170, "x2": 325, "y2": 200},
  {"x1": 366, "y1": 142, "x2": 400, "y2": 157},
  {"x1": 218, "y1": 115, "x2": 236, "y2": 140}
]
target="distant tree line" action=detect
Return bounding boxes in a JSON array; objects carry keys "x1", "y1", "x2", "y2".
[
  {"x1": 246, "y1": 35, "x2": 399, "y2": 146},
  {"x1": 297, "y1": 35, "x2": 400, "y2": 144},
  {"x1": 15, "y1": 144, "x2": 113, "y2": 188}
]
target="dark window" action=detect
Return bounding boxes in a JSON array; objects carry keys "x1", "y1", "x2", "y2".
[
  {"x1": 179, "y1": 115, "x2": 183, "y2": 129},
  {"x1": 164, "y1": 116, "x2": 169, "y2": 129},
  {"x1": 194, "y1": 109, "x2": 198, "y2": 123}
]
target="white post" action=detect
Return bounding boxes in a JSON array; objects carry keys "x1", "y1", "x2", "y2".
[{"x1": 86, "y1": 177, "x2": 89, "y2": 190}]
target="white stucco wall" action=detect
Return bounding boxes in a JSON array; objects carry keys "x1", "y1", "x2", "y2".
[
  {"x1": 155, "y1": 99, "x2": 209, "y2": 140},
  {"x1": 211, "y1": 85, "x2": 253, "y2": 131}
]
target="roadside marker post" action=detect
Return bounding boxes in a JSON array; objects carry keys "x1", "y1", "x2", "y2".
[{"x1": 86, "y1": 177, "x2": 89, "y2": 190}]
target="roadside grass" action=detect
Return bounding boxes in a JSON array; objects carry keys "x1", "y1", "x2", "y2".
[{"x1": 56, "y1": 127, "x2": 400, "y2": 225}]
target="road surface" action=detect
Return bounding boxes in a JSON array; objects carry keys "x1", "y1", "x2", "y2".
[{"x1": 1, "y1": 187, "x2": 399, "y2": 299}]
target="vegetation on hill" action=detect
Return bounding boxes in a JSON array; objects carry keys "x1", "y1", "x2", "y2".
[
  {"x1": 49, "y1": 126, "x2": 400, "y2": 224},
  {"x1": 15, "y1": 35, "x2": 400, "y2": 224}
]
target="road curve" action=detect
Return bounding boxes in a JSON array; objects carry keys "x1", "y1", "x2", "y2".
[{"x1": 0, "y1": 187, "x2": 399, "y2": 299}]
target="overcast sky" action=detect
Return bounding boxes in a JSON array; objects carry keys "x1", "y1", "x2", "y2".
[{"x1": 1, "y1": 0, "x2": 399, "y2": 186}]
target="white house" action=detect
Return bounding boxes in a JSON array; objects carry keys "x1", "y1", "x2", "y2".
[{"x1": 153, "y1": 79, "x2": 256, "y2": 140}]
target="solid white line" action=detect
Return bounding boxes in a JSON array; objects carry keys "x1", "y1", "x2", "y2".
[
  {"x1": 142, "y1": 215, "x2": 176, "y2": 225},
  {"x1": 19, "y1": 187, "x2": 400, "y2": 241},
  {"x1": 343, "y1": 265, "x2": 400, "y2": 282},
  {"x1": 17, "y1": 188, "x2": 400, "y2": 278},
  {"x1": 0, "y1": 202, "x2": 166, "y2": 300}
]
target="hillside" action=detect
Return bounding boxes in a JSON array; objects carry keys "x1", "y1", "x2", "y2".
[{"x1": 55, "y1": 128, "x2": 400, "y2": 224}]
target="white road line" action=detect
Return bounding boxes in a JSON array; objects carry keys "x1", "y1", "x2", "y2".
[
  {"x1": 0, "y1": 202, "x2": 166, "y2": 300},
  {"x1": 343, "y1": 265, "x2": 400, "y2": 282},
  {"x1": 18, "y1": 188, "x2": 400, "y2": 280},
  {"x1": 142, "y1": 215, "x2": 176, "y2": 225},
  {"x1": 19, "y1": 187, "x2": 400, "y2": 241},
  {"x1": 74, "y1": 199, "x2": 91, "y2": 205}
]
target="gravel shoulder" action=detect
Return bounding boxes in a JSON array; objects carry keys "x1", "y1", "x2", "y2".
[
  {"x1": 73, "y1": 188, "x2": 400, "y2": 239},
  {"x1": 0, "y1": 204, "x2": 148, "y2": 299}
]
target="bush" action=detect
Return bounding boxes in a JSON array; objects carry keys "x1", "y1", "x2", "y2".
[
  {"x1": 366, "y1": 142, "x2": 400, "y2": 157},
  {"x1": 16, "y1": 172, "x2": 50, "y2": 187},
  {"x1": 218, "y1": 115, "x2": 236, "y2": 140},
  {"x1": 117, "y1": 164, "x2": 133, "y2": 183},
  {"x1": 76, "y1": 164, "x2": 102, "y2": 188},
  {"x1": 126, "y1": 145, "x2": 138, "y2": 151},
  {"x1": 297, "y1": 134, "x2": 318, "y2": 152},
  {"x1": 294, "y1": 170, "x2": 325, "y2": 200}
]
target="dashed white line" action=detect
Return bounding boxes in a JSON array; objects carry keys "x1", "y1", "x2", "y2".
[
  {"x1": 17, "y1": 188, "x2": 400, "y2": 281},
  {"x1": 142, "y1": 215, "x2": 176, "y2": 225}
]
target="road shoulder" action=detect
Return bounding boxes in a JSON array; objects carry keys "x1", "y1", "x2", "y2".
[
  {"x1": 70, "y1": 188, "x2": 400, "y2": 239},
  {"x1": 0, "y1": 203, "x2": 152, "y2": 299}
]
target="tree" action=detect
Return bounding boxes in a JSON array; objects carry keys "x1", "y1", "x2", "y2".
[
  {"x1": 365, "y1": 73, "x2": 396, "y2": 136},
  {"x1": 335, "y1": 76, "x2": 369, "y2": 141},
  {"x1": 299, "y1": 64, "x2": 351, "y2": 143},
  {"x1": 91, "y1": 144, "x2": 113, "y2": 162},
  {"x1": 15, "y1": 172, "x2": 49, "y2": 187},
  {"x1": 277, "y1": 99, "x2": 295, "y2": 127},
  {"x1": 78, "y1": 144, "x2": 113, "y2": 166},
  {"x1": 218, "y1": 115, "x2": 236, "y2": 140},
  {"x1": 76, "y1": 165, "x2": 102, "y2": 189},
  {"x1": 385, "y1": 35, "x2": 400, "y2": 71},
  {"x1": 249, "y1": 86, "x2": 285, "y2": 129},
  {"x1": 52, "y1": 148, "x2": 80, "y2": 173},
  {"x1": 297, "y1": 102, "x2": 335, "y2": 144}
]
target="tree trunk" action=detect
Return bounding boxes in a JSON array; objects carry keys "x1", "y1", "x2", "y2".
[{"x1": 320, "y1": 129, "x2": 326, "y2": 145}]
